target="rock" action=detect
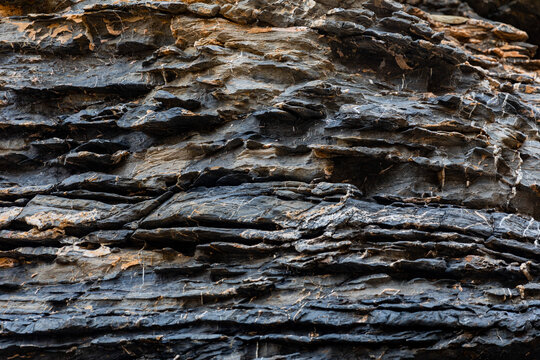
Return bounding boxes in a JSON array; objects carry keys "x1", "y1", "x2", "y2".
[
  {"x1": 80, "y1": 230, "x2": 133, "y2": 247},
  {"x1": 492, "y1": 24, "x2": 529, "y2": 42},
  {"x1": 0, "y1": 207, "x2": 23, "y2": 229},
  {"x1": 57, "y1": 172, "x2": 166, "y2": 195},
  {"x1": 140, "y1": 182, "x2": 319, "y2": 229},
  {"x1": 153, "y1": 90, "x2": 201, "y2": 110},
  {"x1": 187, "y1": 3, "x2": 221, "y2": 18},
  {"x1": 56, "y1": 150, "x2": 129, "y2": 170},
  {"x1": 118, "y1": 105, "x2": 222, "y2": 134},
  {"x1": 0, "y1": 0, "x2": 538, "y2": 359}
]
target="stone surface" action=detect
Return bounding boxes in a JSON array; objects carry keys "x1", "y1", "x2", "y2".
[
  {"x1": 0, "y1": 0, "x2": 539, "y2": 359},
  {"x1": 398, "y1": 0, "x2": 540, "y2": 55}
]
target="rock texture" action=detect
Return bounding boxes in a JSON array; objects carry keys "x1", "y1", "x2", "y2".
[
  {"x1": 0, "y1": 0, "x2": 539, "y2": 359},
  {"x1": 400, "y1": 0, "x2": 540, "y2": 53}
]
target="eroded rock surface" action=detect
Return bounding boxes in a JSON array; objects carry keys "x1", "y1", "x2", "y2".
[
  {"x1": 0, "y1": 0, "x2": 539, "y2": 359},
  {"x1": 398, "y1": 0, "x2": 540, "y2": 53}
]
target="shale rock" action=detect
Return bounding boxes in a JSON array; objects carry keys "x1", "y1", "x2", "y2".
[{"x1": 0, "y1": 0, "x2": 539, "y2": 359}]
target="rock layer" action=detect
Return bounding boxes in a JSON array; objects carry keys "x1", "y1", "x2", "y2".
[
  {"x1": 400, "y1": 0, "x2": 540, "y2": 53},
  {"x1": 0, "y1": 0, "x2": 539, "y2": 359}
]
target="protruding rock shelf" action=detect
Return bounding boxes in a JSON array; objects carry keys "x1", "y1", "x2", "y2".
[{"x1": 0, "y1": 1, "x2": 539, "y2": 359}]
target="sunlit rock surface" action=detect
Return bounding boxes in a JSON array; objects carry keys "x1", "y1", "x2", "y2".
[{"x1": 0, "y1": 0, "x2": 539, "y2": 359}]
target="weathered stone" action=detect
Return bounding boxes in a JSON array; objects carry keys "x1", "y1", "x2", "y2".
[{"x1": 0, "y1": 0, "x2": 538, "y2": 359}]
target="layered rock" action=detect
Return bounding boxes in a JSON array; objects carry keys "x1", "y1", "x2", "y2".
[
  {"x1": 399, "y1": 0, "x2": 540, "y2": 52},
  {"x1": 0, "y1": 0, "x2": 539, "y2": 359}
]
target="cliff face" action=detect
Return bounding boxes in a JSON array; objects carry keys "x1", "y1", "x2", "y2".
[
  {"x1": 399, "y1": 0, "x2": 540, "y2": 54},
  {"x1": 0, "y1": 1, "x2": 539, "y2": 359}
]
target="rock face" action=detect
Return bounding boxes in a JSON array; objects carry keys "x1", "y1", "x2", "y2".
[
  {"x1": 0, "y1": 0, "x2": 539, "y2": 359},
  {"x1": 407, "y1": 0, "x2": 540, "y2": 53}
]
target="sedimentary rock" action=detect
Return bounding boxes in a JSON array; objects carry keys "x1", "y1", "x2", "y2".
[
  {"x1": 399, "y1": 0, "x2": 540, "y2": 52},
  {"x1": 0, "y1": 0, "x2": 538, "y2": 359}
]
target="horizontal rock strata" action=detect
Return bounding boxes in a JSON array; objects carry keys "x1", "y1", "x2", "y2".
[{"x1": 0, "y1": 0, "x2": 539, "y2": 359}]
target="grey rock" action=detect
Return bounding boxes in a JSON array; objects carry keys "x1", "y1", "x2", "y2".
[{"x1": 0, "y1": 0, "x2": 538, "y2": 359}]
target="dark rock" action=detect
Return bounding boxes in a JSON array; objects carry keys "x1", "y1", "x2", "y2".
[
  {"x1": 118, "y1": 105, "x2": 222, "y2": 134},
  {"x1": 153, "y1": 90, "x2": 201, "y2": 110},
  {"x1": 0, "y1": 0, "x2": 538, "y2": 359}
]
